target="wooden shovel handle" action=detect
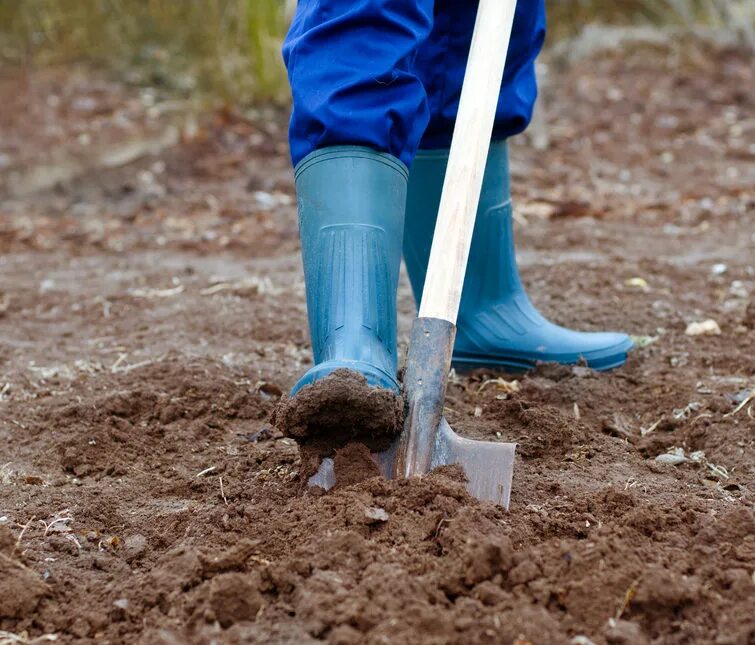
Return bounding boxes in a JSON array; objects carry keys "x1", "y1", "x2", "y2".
[{"x1": 418, "y1": 0, "x2": 518, "y2": 324}]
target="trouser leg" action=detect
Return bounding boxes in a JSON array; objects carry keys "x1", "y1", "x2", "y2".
[
  {"x1": 415, "y1": 0, "x2": 545, "y2": 149},
  {"x1": 283, "y1": 0, "x2": 435, "y2": 167}
]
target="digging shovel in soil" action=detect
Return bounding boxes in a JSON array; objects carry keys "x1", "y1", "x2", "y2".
[{"x1": 310, "y1": 0, "x2": 519, "y2": 508}]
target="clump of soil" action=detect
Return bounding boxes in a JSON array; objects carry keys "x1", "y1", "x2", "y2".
[
  {"x1": 332, "y1": 443, "x2": 382, "y2": 488},
  {"x1": 0, "y1": 527, "x2": 48, "y2": 620},
  {"x1": 273, "y1": 369, "x2": 404, "y2": 446},
  {"x1": 208, "y1": 572, "x2": 264, "y2": 627}
]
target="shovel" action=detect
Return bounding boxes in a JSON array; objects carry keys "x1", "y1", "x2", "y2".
[{"x1": 310, "y1": 0, "x2": 519, "y2": 508}]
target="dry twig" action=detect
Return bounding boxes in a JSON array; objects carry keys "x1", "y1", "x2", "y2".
[
  {"x1": 615, "y1": 579, "x2": 639, "y2": 619},
  {"x1": 724, "y1": 389, "x2": 754, "y2": 418},
  {"x1": 219, "y1": 476, "x2": 228, "y2": 505},
  {"x1": 14, "y1": 516, "x2": 35, "y2": 550}
]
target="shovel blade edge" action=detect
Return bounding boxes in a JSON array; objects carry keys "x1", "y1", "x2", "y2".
[
  {"x1": 431, "y1": 417, "x2": 516, "y2": 509},
  {"x1": 307, "y1": 419, "x2": 515, "y2": 509}
]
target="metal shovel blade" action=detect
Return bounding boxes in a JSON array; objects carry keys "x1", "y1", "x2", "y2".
[
  {"x1": 307, "y1": 423, "x2": 515, "y2": 508},
  {"x1": 429, "y1": 417, "x2": 515, "y2": 507},
  {"x1": 379, "y1": 416, "x2": 515, "y2": 507}
]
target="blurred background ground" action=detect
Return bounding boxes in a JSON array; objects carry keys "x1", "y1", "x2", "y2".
[
  {"x1": 0, "y1": 2, "x2": 753, "y2": 644},
  {"x1": 1, "y1": 0, "x2": 753, "y2": 105},
  {"x1": 1, "y1": 0, "x2": 753, "y2": 200}
]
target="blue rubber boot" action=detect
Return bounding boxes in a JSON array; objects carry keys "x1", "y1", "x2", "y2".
[
  {"x1": 404, "y1": 141, "x2": 634, "y2": 372},
  {"x1": 291, "y1": 147, "x2": 407, "y2": 395}
]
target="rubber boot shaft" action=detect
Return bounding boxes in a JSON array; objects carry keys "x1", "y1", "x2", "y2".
[
  {"x1": 404, "y1": 141, "x2": 633, "y2": 371},
  {"x1": 292, "y1": 147, "x2": 407, "y2": 394}
]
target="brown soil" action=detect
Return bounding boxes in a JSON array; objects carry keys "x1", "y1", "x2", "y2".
[{"x1": 1, "y1": 37, "x2": 754, "y2": 645}]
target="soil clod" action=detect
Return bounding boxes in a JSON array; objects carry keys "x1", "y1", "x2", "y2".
[
  {"x1": 273, "y1": 369, "x2": 404, "y2": 447},
  {"x1": 333, "y1": 442, "x2": 382, "y2": 488}
]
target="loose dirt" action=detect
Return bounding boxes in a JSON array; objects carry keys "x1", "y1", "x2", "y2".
[{"x1": 1, "y1": 37, "x2": 753, "y2": 644}]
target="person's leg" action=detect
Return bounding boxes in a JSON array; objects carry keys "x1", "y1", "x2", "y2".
[
  {"x1": 283, "y1": 0, "x2": 434, "y2": 168},
  {"x1": 404, "y1": 1, "x2": 633, "y2": 371},
  {"x1": 282, "y1": 0, "x2": 433, "y2": 396}
]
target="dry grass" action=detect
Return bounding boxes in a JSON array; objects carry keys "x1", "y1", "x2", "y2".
[
  {"x1": 547, "y1": 0, "x2": 753, "y2": 40},
  {"x1": 0, "y1": 0, "x2": 289, "y2": 104},
  {"x1": 0, "y1": 0, "x2": 750, "y2": 104}
]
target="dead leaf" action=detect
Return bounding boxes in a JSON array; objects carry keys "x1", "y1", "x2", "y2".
[{"x1": 685, "y1": 319, "x2": 721, "y2": 336}]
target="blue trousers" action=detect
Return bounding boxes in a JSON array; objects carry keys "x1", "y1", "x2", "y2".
[{"x1": 283, "y1": 0, "x2": 545, "y2": 167}]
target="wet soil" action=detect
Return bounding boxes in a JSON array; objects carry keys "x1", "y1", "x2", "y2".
[
  {"x1": 1, "y1": 39, "x2": 753, "y2": 644},
  {"x1": 273, "y1": 369, "x2": 404, "y2": 444}
]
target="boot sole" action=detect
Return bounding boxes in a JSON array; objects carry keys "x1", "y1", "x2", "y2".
[{"x1": 451, "y1": 343, "x2": 634, "y2": 374}]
